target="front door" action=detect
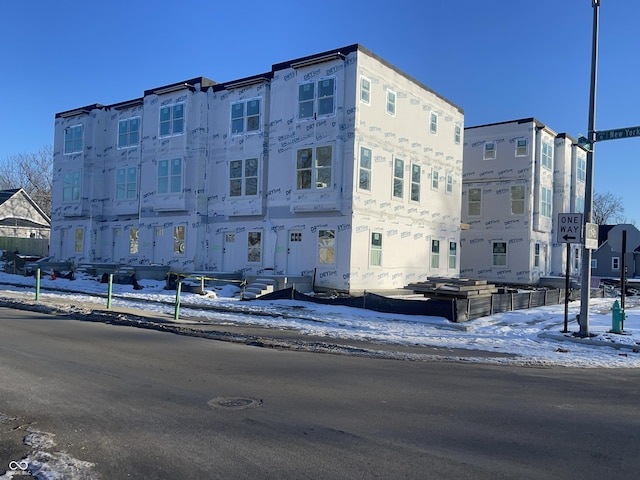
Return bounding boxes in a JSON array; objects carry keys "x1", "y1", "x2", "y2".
[
  {"x1": 287, "y1": 230, "x2": 303, "y2": 275},
  {"x1": 222, "y1": 232, "x2": 236, "y2": 271}
]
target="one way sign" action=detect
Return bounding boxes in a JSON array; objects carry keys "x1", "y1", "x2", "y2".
[{"x1": 557, "y1": 213, "x2": 583, "y2": 244}]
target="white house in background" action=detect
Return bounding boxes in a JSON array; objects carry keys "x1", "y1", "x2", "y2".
[
  {"x1": 50, "y1": 44, "x2": 464, "y2": 293},
  {"x1": 460, "y1": 118, "x2": 587, "y2": 284}
]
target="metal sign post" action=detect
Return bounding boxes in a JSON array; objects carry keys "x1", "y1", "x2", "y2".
[{"x1": 557, "y1": 213, "x2": 583, "y2": 333}]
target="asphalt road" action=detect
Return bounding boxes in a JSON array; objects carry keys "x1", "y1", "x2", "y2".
[{"x1": 1, "y1": 306, "x2": 640, "y2": 479}]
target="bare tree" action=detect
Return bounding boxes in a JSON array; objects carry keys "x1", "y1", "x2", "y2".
[
  {"x1": 0, "y1": 146, "x2": 52, "y2": 216},
  {"x1": 592, "y1": 191, "x2": 625, "y2": 225}
]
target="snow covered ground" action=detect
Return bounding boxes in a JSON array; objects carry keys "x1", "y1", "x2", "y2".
[{"x1": 0, "y1": 268, "x2": 639, "y2": 369}]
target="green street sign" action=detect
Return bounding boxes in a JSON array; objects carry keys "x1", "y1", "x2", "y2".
[{"x1": 595, "y1": 126, "x2": 640, "y2": 142}]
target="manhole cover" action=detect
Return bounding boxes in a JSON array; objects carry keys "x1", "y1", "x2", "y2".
[{"x1": 208, "y1": 396, "x2": 262, "y2": 410}]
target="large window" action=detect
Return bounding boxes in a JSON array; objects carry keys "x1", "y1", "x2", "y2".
[
  {"x1": 431, "y1": 240, "x2": 440, "y2": 269},
  {"x1": 231, "y1": 99, "x2": 261, "y2": 134},
  {"x1": 158, "y1": 158, "x2": 182, "y2": 194},
  {"x1": 298, "y1": 78, "x2": 335, "y2": 120},
  {"x1": 386, "y1": 90, "x2": 396, "y2": 116},
  {"x1": 74, "y1": 228, "x2": 84, "y2": 253},
  {"x1": 63, "y1": 171, "x2": 81, "y2": 202},
  {"x1": 159, "y1": 103, "x2": 185, "y2": 137},
  {"x1": 129, "y1": 228, "x2": 139, "y2": 255},
  {"x1": 577, "y1": 156, "x2": 586, "y2": 181},
  {"x1": 511, "y1": 185, "x2": 525, "y2": 215},
  {"x1": 64, "y1": 125, "x2": 83, "y2": 154},
  {"x1": 483, "y1": 142, "x2": 496, "y2": 160},
  {"x1": 468, "y1": 188, "x2": 481, "y2": 216},
  {"x1": 541, "y1": 186, "x2": 552, "y2": 217},
  {"x1": 492, "y1": 242, "x2": 507, "y2": 266},
  {"x1": 318, "y1": 229, "x2": 335, "y2": 265},
  {"x1": 411, "y1": 164, "x2": 421, "y2": 202},
  {"x1": 360, "y1": 76, "x2": 371, "y2": 104},
  {"x1": 248, "y1": 231, "x2": 262, "y2": 263},
  {"x1": 116, "y1": 167, "x2": 138, "y2": 200},
  {"x1": 370, "y1": 232, "x2": 382, "y2": 266},
  {"x1": 118, "y1": 117, "x2": 140, "y2": 148},
  {"x1": 174, "y1": 226, "x2": 185, "y2": 255},
  {"x1": 359, "y1": 147, "x2": 372, "y2": 191},
  {"x1": 448, "y1": 242, "x2": 457, "y2": 269},
  {"x1": 229, "y1": 158, "x2": 258, "y2": 197},
  {"x1": 296, "y1": 146, "x2": 332, "y2": 190},
  {"x1": 542, "y1": 141, "x2": 553, "y2": 170},
  {"x1": 393, "y1": 158, "x2": 404, "y2": 199}
]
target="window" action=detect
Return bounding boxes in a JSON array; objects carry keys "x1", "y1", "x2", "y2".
[
  {"x1": 431, "y1": 240, "x2": 440, "y2": 269},
  {"x1": 231, "y1": 99, "x2": 261, "y2": 134},
  {"x1": 446, "y1": 174, "x2": 453, "y2": 194},
  {"x1": 542, "y1": 141, "x2": 553, "y2": 170},
  {"x1": 158, "y1": 158, "x2": 182, "y2": 194},
  {"x1": 577, "y1": 156, "x2": 586, "y2": 181},
  {"x1": 174, "y1": 226, "x2": 185, "y2": 255},
  {"x1": 159, "y1": 103, "x2": 185, "y2": 137},
  {"x1": 386, "y1": 90, "x2": 396, "y2": 116},
  {"x1": 318, "y1": 229, "x2": 335, "y2": 265},
  {"x1": 370, "y1": 232, "x2": 382, "y2": 266},
  {"x1": 411, "y1": 164, "x2": 421, "y2": 202},
  {"x1": 116, "y1": 167, "x2": 137, "y2": 200},
  {"x1": 430, "y1": 112, "x2": 438, "y2": 134},
  {"x1": 298, "y1": 78, "x2": 335, "y2": 120},
  {"x1": 541, "y1": 187, "x2": 552, "y2": 217},
  {"x1": 515, "y1": 138, "x2": 528, "y2": 156},
  {"x1": 64, "y1": 125, "x2": 83, "y2": 154},
  {"x1": 454, "y1": 125, "x2": 461, "y2": 144},
  {"x1": 393, "y1": 158, "x2": 404, "y2": 199},
  {"x1": 229, "y1": 158, "x2": 258, "y2": 196},
  {"x1": 118, "y1": 117, "x2": 140, "y2": 148},
  {"x1": 296, "y1": 146, "x2": 332, "y2": 190},
  {"x1": 468, "y1": 188, "x2": 481, "y2": 216},
  {"x1": 576, "y1": 197, "x2": 585, "y2": 213},
  {"x1": 63, "y1": 171, "x2": 81, "y2": 202},
  {"x1": 74, "y1": 228, "x2": 84, "y2": 253},
  {"x1": 534, "y1": 243, "x2": 541, "y2": 267},
  {"x1": 612, "y1": 257, "x2": 620, "y2": 271},
  {"x1": 359, "y1": 147, "x2": 372, "y2": 191},
  {"x1": 511, "y1": 185, "x2": 525, "y2": 215},
  {"x1": 360, "y1": 76, "x2": 371, "y2": 104},
  {"x1": 431, "y1": 169, "x2": 439, "y2": 190},
  {"x1": 591, "y1": 259, "x2": 597, "y2": 269},
  {"x1": 492, "y1": 242, "x2": 507, "y2": 266},
  {"x1": 574, "y1": 248, "x2": 580, "y2": 270},
  {"x1": 248, "y1": 231, "x2": 262, "y2": 263},
  {"x1": 483, "y1": 142, "x2": 496, "y2": 160},
  {"x1": 129, "y1": 228, "x2": 139, "y2": 254},
  {"x1": 448, "y1": 242, "x2": 457, "y2": 269}
]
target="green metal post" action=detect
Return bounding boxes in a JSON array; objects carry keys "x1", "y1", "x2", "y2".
[
  {"x1": 174, "y1": 281, "x2": 182, "y2": 321},
  {"x1": 35, "y1": 268, "x2": 41, "y2": 301},
  {"x1": 107, "y1": 274, "x2": 113, "y2": 310}
]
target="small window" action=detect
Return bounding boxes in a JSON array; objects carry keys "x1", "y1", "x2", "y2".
[
  {"x1": 534, "y1": 243, "x2": 541, "y2": 267},
  {"x1": 360, "y1": 76, "x2": 371, "y2": 104},
  {"x1": 430, "y1": 112, "x2": 438, "y2": 134},
  {"x1": 446, "y1": 174, "x2": 453, "y2": 194},
  {"x1": 248, "y1": 231, "x2": 262, "y2": 263},
  {"x1": 231, "y1": 99, "x2": 261, "y2": 134},
  {"x1": 431, "y1": 170, "x2": 439, "y2": 190},
  {"x1": 174, "y1": 226, "x2": 185, "y2": 255},
  {"x1": 511, "y1": 185, "x2": 525, "y2": 215},
  {"x1": 129, "y1": 228, "x2": 139, "y2": 254},
  {"x1": 541, "y1": 187, "x2": 552, "y2": 217},
  {"x1": 468, "y1": 188, "x2": 481, "y2": 216},
  {"x1": 118, "y1": 117, "x2": 140, "y2": 148},
  {"x1": 483, "y1": 142, "x2": 496, "y2": 160},
  {"x1": 492, "y1": 242, "x2": 507, "y2": 266},
  {"x1": 591, "y1": 258, "x2": 597, "y2": 269},
  {"x1": 359, "y1": 147, "x2": 372, "y2": 191},
  {"x1": 411, "y1": 164, "x2": 421, "y2": 202},
  {"x1": 370, "y1": 232, "x2": 382, "y2": 266},
  {"x1": 612, "y1": 257, "x2": 620, "y2": 271},
  {"x1": 159, "y1": 103, "x2": 185, "y2": 137},
  {"x1": 393, "y1": 158, "x2": 404, "y2": 199},
  {"x1": 64, "y1": 125, "x2": 83, "y2": 154},
  {"x1": 448, "y1": 241, "x2": 457, "y2": 269},
  {"x1": 318, "y1": 229, "x2": 335, "y2": 265},
  {"x1": 454, "y1": 125, "x2": 461, "y2": 144},
  {"x1": 386, "y1": 90, "x2": 396, "y2": 116},
  {"x1": 577, "y1": 156, "x2": 586, "y2": 181},
  {"x1": 574, "y1": 248, "x2": 580, "y2": 270},
  {"x1": 515, "y1": 138, "x2": 528, "y2": 156},
  {"x1": 431, "y1": 240, "x2": 440, "y2": 269},
  {"x1": 542, "y1": 141, "x2": 553, "y2": 169}
]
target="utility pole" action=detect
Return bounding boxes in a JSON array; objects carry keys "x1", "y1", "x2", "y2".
[{"x1": 579, "y1": 0, "x2": 600, "y2": 337}]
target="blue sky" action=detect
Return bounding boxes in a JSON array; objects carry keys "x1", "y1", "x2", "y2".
[{"x1": 1, "y1": 0, "x2": 638, "y2": 224}]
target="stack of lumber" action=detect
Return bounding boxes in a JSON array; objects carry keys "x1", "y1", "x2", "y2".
[{"x1": 406, "y1": 277, "x2": 498, "y2": 299}]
